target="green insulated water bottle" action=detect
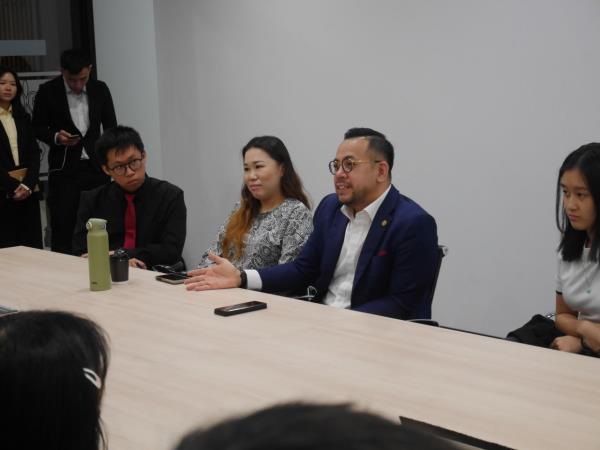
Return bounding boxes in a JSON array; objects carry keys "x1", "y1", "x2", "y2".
[{"x1": 86, "y1": 218, "x2": 111, "y2": 291}]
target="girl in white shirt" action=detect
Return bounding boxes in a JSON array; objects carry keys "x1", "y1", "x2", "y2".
[{"x1": 552, "y1": 143, "x2": 600, "y2": 354}]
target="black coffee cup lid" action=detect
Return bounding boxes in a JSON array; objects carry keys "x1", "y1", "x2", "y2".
[{"x1": 111, "y1": 248, "x2": 129, "y2": 260}]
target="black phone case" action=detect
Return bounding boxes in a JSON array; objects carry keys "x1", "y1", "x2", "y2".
[
  {"x1": 155, "y1": 274, "x2": 187, "y2": 285},
  {"x1": 214, "y1": 302, "x2": 267, "y2": 316}
]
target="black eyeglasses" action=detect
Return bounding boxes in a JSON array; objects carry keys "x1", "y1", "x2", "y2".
[
  {"x1": 328, "y1": 157, "x2": 382, "y2": 175},
  {"x1": 108, "y1": 158, "x2": 143, "y2": 176}
]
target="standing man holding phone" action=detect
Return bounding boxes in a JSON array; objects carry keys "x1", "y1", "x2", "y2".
[{"x1": 33, "y1": 49, "x2": 117, "y2": 254}]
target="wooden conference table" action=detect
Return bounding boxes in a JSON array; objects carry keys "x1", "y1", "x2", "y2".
[{"x1": 1, "y1": 246, "x2": 599, "y2": 450}]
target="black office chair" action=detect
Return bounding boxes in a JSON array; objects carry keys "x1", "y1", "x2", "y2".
[{"x1": 409, "y1": 244, "x2": 448, "y2": 326}]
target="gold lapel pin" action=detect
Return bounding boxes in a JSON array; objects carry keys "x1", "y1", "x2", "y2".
[{"x1": 381, "y1": 219, "x2": 388, "y2": 227}]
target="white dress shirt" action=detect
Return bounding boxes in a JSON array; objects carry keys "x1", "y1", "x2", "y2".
[
  {"x1": 62, "y1": 78, "x2": 90, "y2": 159},
  {"x1": 323, "y1": 185, "x2": 391, "y2": 309}
]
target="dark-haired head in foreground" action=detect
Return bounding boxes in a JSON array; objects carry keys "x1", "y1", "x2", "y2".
[
  {"x1": 174, "y1": 402, "x2": 455, "y2": 450},
  {"x1": 0, "y1": 310, "x2": 110, "y2": 450}
]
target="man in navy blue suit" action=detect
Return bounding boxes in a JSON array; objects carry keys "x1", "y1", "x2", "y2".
[{"x1": 186, "y1": 128, "x2": 438, "y2": 319}]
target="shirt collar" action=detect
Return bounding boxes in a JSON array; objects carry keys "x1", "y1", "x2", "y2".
[
  {"x1": 0, "y1": 104, "x2": 13, "y2": 115},
  {"x1": 114, "y1": 174, "x2": 150, "y2": 199},
  {"x1": 63, "y1": 77, "x2": 87, "y2": 96},
  {"x1": 341, "y1": 184, "x2": 391, "y2": 222}
]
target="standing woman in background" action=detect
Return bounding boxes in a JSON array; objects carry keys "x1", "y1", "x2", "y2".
[
  {"x1": 198, "y1": 135, "x2": 312, "y2": 270},
  {"x1": 0, "y1": 66, "x2": 42, "y2": 248},
  {"x1": 552, "y1": 143, "x2": 600, "y2": 355}
]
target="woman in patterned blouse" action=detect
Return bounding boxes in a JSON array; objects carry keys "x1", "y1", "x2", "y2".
[{"x1": 199, "y1": 136, "x2": 312, "y2": 270}]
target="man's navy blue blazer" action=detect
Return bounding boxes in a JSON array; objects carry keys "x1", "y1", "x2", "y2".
[{"x1": 257, "y1": 185, "x2": 438, "y2": 319}]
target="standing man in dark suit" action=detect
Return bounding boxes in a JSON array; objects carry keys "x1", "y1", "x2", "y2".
[
  {"x1": 185, "y1": 128, "x2": 439, "y2": 320},
  {"x1": 32, "y1": 49, "x2": 117, "y2": 254}
]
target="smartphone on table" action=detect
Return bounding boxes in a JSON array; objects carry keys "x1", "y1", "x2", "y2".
[
  {"x1": 214, "y1": 301, "x2": 267, "y2": 316},
  {"x1": 155, "y1": 273, "x2": 190, "y2": 285}
]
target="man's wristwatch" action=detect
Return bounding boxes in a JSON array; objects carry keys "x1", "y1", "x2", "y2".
[{"x1": 239, "y1": 270, "x2": 248, "y2": 289}]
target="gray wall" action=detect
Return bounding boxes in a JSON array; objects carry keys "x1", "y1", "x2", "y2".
[
  {"x1": 96, "y1": 0, "x2": 600, "y2": 336},
  {"x1": 93, "y1": 0, "x2": 163, "y2": 178}
]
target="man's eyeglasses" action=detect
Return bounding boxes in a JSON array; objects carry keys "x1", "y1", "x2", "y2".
[
  {"x1": 328, "y1": 157, "x2": 382, "y2": 175},
  {"x1": 108, "y1": 158, "x2": 143, "y2": 176}
]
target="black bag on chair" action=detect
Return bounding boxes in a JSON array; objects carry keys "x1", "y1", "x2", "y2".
[
  {"x1": 506, "y1": 314, "x2": 563, "y2": 347},
  {"x1": 508, "y1": 314, "x2": 600, "y2": 357}
]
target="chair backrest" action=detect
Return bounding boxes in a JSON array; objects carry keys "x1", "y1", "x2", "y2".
[
  {"x1": 430, "y1": 245, "x2": 448, "y2": 303},
  {"x1": 427, "y1": 245, "x2": 448, "y2": 315},
  {"x1": 417, "y1": 245, "x2": 448, "y2": 319}
]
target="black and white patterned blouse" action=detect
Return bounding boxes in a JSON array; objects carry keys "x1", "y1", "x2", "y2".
[{"x1": 199, "y1": 198, "x2": 313, "y2": 269}]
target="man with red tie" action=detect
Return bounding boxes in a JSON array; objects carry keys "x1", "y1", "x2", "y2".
[{"x1": 72, "y1": 125, "x2": 186, "y2": 269}]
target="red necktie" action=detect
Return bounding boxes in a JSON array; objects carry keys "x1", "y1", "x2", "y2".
[{"x1": 123, "y1": 193, "x2": 136, "y2": 249}]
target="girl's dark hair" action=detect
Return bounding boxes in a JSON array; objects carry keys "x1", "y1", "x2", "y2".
[
  {"x1": 0, "y1": 310, "x2": 110, "y2": 450},
  {"x1": 221, "y1": 136, "x2": 310, "y2": 261},
  {"x1": 0, "y1": 66, "x2": 27, "y2": 117},
  {"x1": 556, "y1": 143, "x2": 600, "y2": 262}
]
